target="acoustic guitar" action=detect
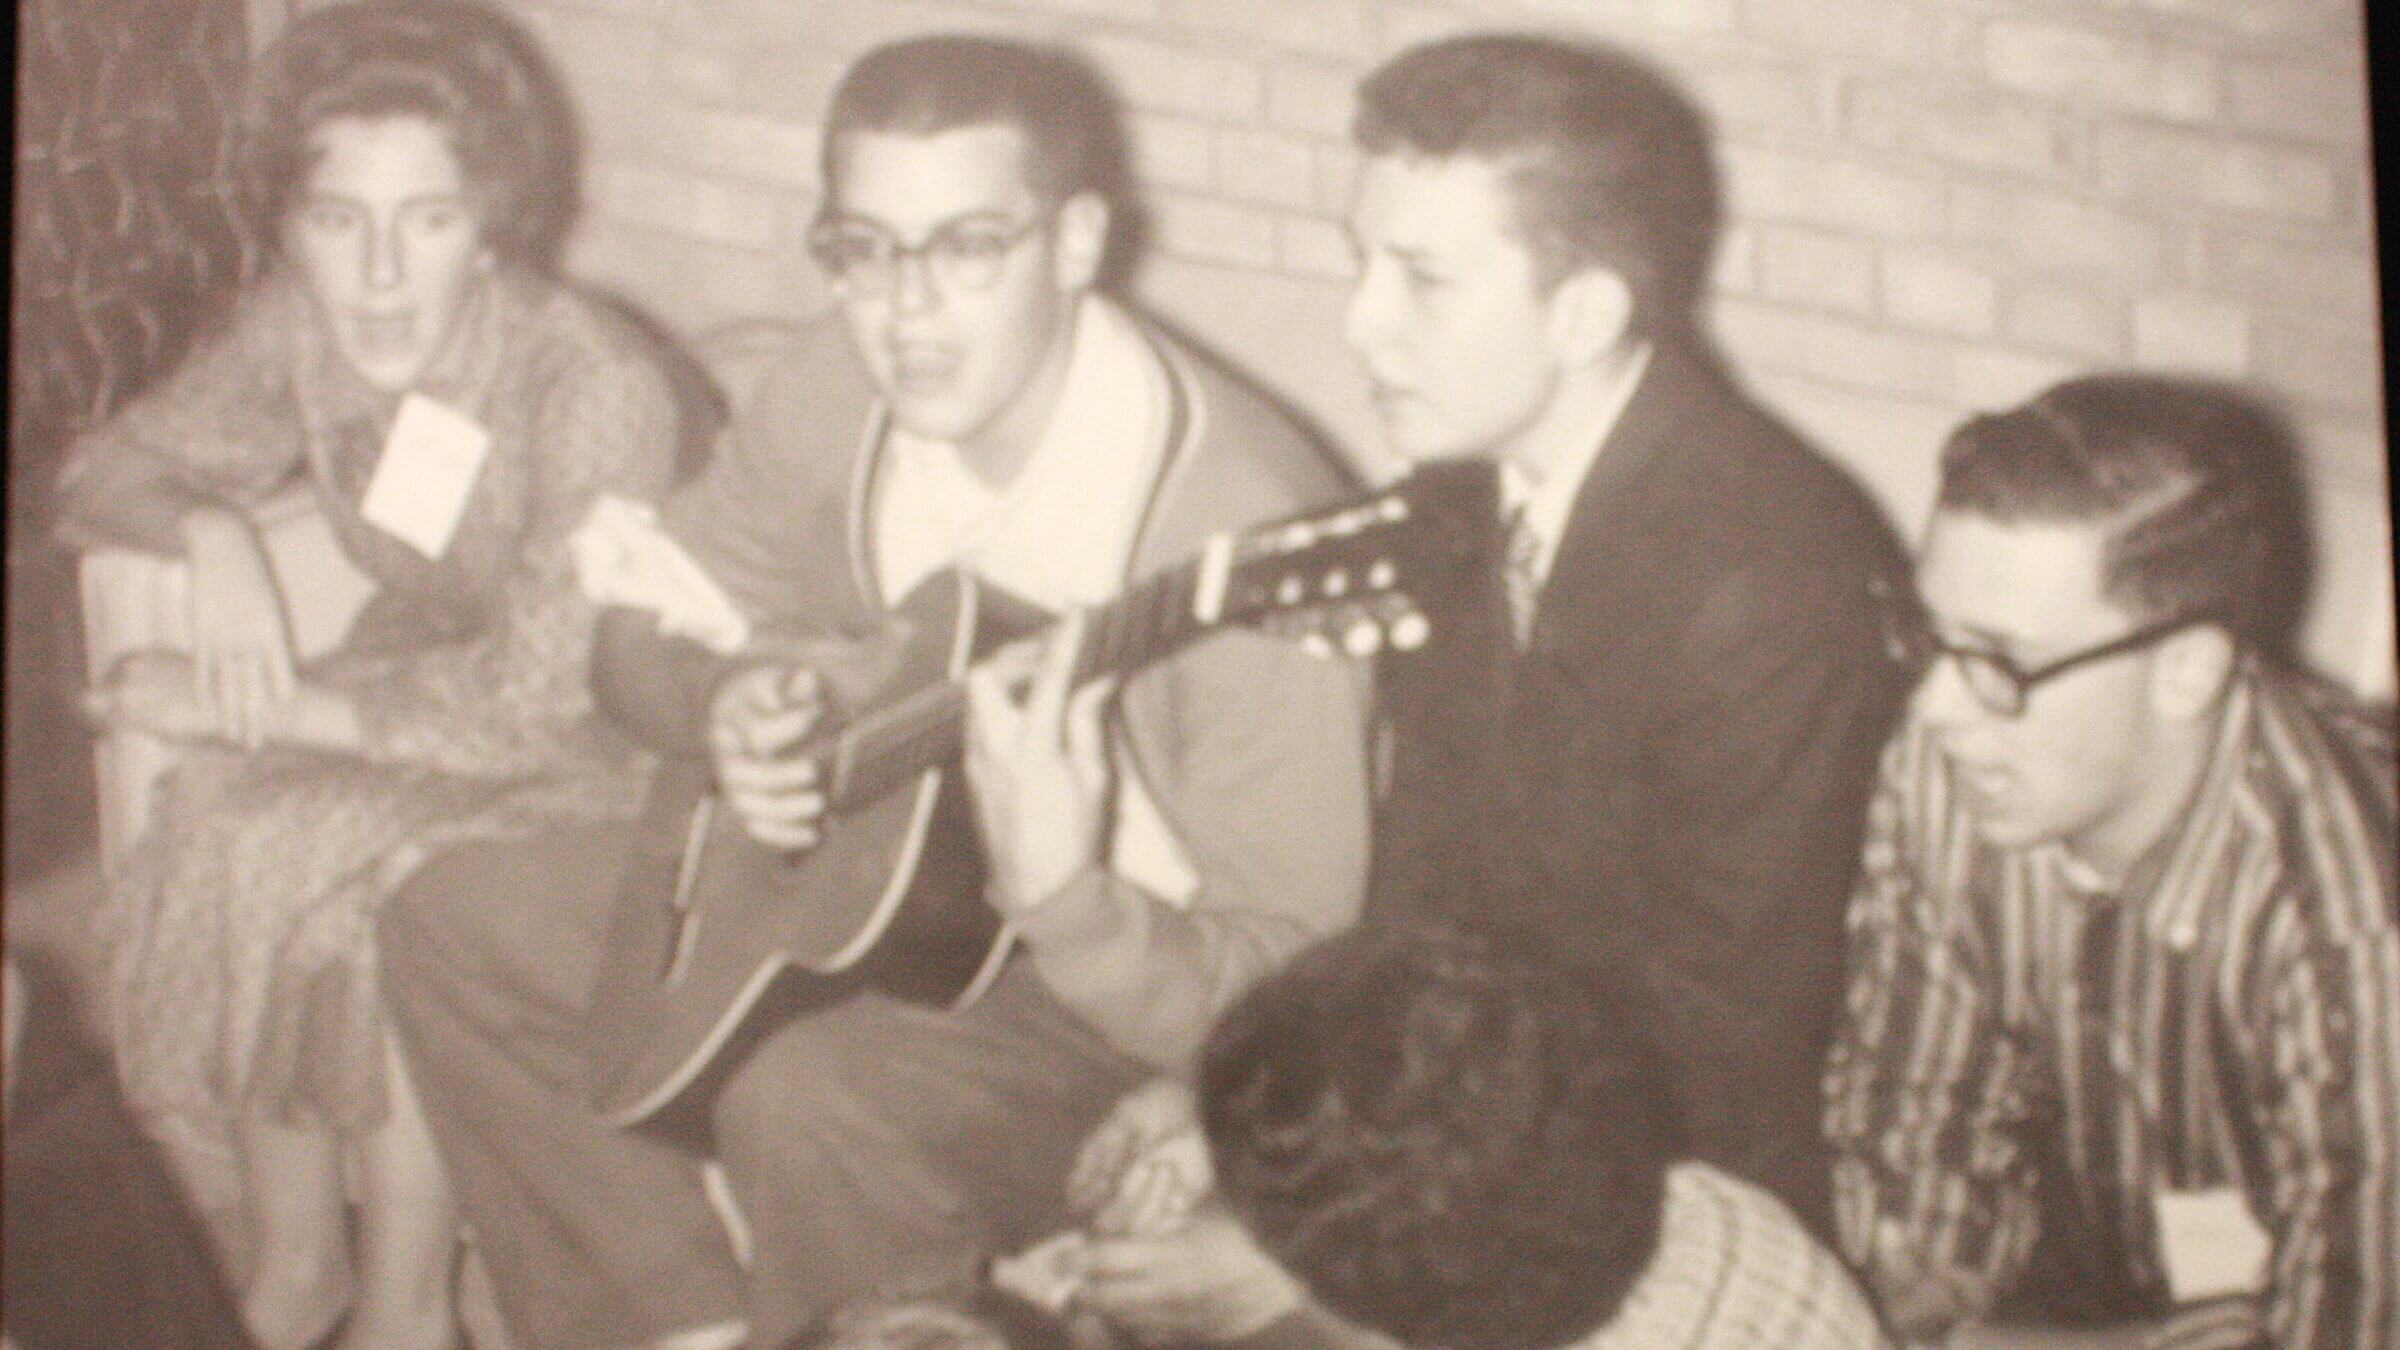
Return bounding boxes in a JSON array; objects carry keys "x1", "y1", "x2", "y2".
[{"x1": 583, "y1": 459, "x2": 1497, "y2": 1124}]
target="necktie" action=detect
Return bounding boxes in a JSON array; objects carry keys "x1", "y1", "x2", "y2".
[{"x1": 1504, "y1": 504, "x2": 1541, "y2": 648}]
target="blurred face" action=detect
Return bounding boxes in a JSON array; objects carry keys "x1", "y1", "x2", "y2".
[
  {"x1": 819, "y1": 124, "x2": 1096, "y2": 454},
  {"x1": 1911, "y1": 511, "x2": 2173, "y2": 872},
  {"x1": 286, "y1": 115, "x2": 489, "y2": 393},
  {"x1": 1342, "y1": 153, "x2": 1568, "y2": 465}
]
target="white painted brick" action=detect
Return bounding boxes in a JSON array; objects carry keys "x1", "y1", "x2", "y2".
[
  {"x1": 2005, "y1": 284, "x2": 2125, "y2": 361},
  {"x1": 1846, "y1": 79, "x2": 2070, "y2": 179},
  {"x1": 2254, "y1": 319, "x2": 2387, "y2": 416},
  {"x1": 1738, "y1": 0, "x2": 1944, "y2": 68},
  {"x1": 1953, "y1": 347, "x2": 2081, "y2": 411},
  {"x1": 658, "y1": 40, "x2": 741, "y2": 105},
  {"x1": 1882, "y1": 249, "x2": 1998, "y2": 337},
  {"x1": 1710, "y1": 225, "x2": 1759, "y2": 297},
  {"x1": 2132, "y1": 294, "x2": 2251, "y2": 374},
  {"x1": 1268, "y1": 61, "x2": 1359, "y2": 140},
  {"x1": 1316, "y1": 144, "x2": 1361, "y2": 213},
  {"x1": 1685, "y1": 59, "x2": 1827, "y2": 146},
  {"x1": 687, "y1": 178, "x2": 787, "y2": 251},
  {"x1": 1746, "y1": 371, "x2": 1963, "y2": 532},
  {"x1": 2111, "y1": 0, "x2": 2355, "y2": 48},
  {"x1": 733, "y1": 45, "x2": 849, "y2": 124},
  {"x1": 2301, "y1": 414, "x2": 2393, "y2": 499},
  {"x1": 1165, "y1": 0, "x2": 1369, "y2": 55},
  {"x1": 1722, "y1": 148, "x2": 1947, "y2": 239},
  {"x1": 1527, "y1": 0, "x2": 1736, "y2": 34},
  {"x1": 2194, "y1": 231, "x2": 2383, "y2": 328},
  {"x1": 1216, "y1": 128, "x2": 1320, "y2": 212},
  {"x1": 1950, "y1": 187, "x2": 2164, "y2": 286},
  {"x1": 529, "y1": 0, "x2": 668, "y2": 17},
  {"x1": 2093, "y1": 122, "x2": 2343, "y2": 223},
  {"x1": 520, "y1": 6, "x2": 659, "y2": 91},
  {"x1": 2228, "y1": 58, "x2": 2371, "y2": 146},
  {"x1": 1376, "y1": 4, "x2": 1476, "y2": 53},
  {"x1": 1759, "y1": 226, "x2": 1876, "y2": 314},
  {"x1": 1713, "y1": 298, "x2": 1952, "y2": 398},
  {"x1": 1084, "y1": 34, "x2": 1263, "y2": 121},
  {"x1": 1280, "y1": 215, "x2": 1357, "y2": 281},
  {"x1": 1130, "y1": 114, "x2": 1216, "y2": 191},
  {"x1": 1152, "y1": 193, "x2": 1280, "y2": 270},
  {"x1": 1007, "y1": 0, "x2": 1161, "y2": 17},
  {"x1": 590, "y1": 160, "x2": 696, "y2": 237},
  {"x1": 2302, "y1": 469, "x2": 2396, "y2": 699},
  {"x1": 1984, "y1": 20, "x2": 2218, "y2": 122},
  {"x1": 720, "y1": 0, "x2": 1008, "y2": 57},
  {"x1": 691, "y1": 110, "x2": 822, "y2": 190}
]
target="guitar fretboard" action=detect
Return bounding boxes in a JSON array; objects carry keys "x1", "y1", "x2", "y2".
[{"x1": 822, "y1": 558, "x2": 1210, "y2": 809}]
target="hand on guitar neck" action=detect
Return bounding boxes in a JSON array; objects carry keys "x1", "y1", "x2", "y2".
[
  {"x1": 708, "y1": 665, "x2": 830, "y2": 851},
  {"x1": 963, "y1": 610, "x2": 1119, "y2": 920},
  {"x1": 707, "y1": 611, "x2": 1117, "y2": 917}
]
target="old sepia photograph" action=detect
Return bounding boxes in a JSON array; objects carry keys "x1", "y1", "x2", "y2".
[{"x1": 8, "y1": 1, "x2": 2394, "y2": 1347}]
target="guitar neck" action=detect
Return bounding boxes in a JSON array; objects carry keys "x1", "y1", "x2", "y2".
[{"x1": 822, "y1": 561, "x2": 1210, "y2": 810}]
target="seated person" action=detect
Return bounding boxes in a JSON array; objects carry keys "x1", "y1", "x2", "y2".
[
  {"x1": 54, "y1": 2, "x2": 679, "y2": 1346},
  {"x1": 379, "y1": 32, "x2": 1370, "y2": 1350},
  {"x1": 1824, "y1": 375, "x2": 2398, "y2": 1348},
  {"x1": 1054, "y1": 923, "x2": 1889, "y2": 1350}
]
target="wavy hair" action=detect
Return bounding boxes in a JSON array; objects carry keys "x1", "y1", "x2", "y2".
[
  {"x1": 242, "y1": 0, "x2": 578, "y2": 268},
  {"x1": 1199, "y1": 923, "x2": 1677, "y2": 1350}
]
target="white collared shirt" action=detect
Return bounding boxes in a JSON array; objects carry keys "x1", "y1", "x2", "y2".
[
  {"x1": 1499, "y1": 340, "x2": 1655, "y2": 593},
  {"x1": 872, "y1": 295, "x2": 1169, "y2": 610},
  {"x1": 869, "y1": 295, "x2": 1198, "y2": 905}
]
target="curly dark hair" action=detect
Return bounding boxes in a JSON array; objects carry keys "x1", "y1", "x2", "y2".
[
  {"x1": 242, "y1": 0, "x2": 578, "y2": 267},
  {"x1": 1198, "y1": 923, "x2": 1677, "y2": 1350},
  {"x1": 1935, "y1": 373, "x2": 2314, "y2": 659},
  {"x1": 1354, "y1": 33, "x2": 1719, "y2": 336}
]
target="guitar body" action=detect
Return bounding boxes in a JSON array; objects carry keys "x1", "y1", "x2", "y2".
[
  {"x1": 579, "y1": 460, "x2": 1497, "y2": 1126},
  {"x1": 585, "y1": 572, "x2": 1034, "y2": 1124}
]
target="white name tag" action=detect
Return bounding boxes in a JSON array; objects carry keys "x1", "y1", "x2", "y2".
[
  {"x1": 2154, "y1": 1186, "x2": 2271, "y2": 1304},
  {"x1": 359, "y1": 392, "x2": 492, "y2": 559}
]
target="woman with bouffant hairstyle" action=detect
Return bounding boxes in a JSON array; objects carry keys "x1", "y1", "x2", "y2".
[{"x1": 57, "y1": 3, "x2": 679, "y2": 1345}]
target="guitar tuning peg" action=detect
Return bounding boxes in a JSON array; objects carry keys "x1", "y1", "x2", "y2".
[
  {"x1": 1342, "y1": 614, "x2": 1384, "y2": 657},
  {"x1": 1388, "y1": 607, "x2": 1430, "y2": 652}
]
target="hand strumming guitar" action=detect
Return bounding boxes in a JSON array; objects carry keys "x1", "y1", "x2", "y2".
[{"x1": 708, "y1": 664, "x2": 828, "y2": 850}]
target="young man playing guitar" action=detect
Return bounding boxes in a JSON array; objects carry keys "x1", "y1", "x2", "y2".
[{"x1": 379, "y1": 35, "x2": 1371, "y2": 1350}]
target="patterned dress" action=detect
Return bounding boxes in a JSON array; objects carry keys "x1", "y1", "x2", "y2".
[{"x1": 56, "y1": 267, "x2": 678, "y2": 1135}]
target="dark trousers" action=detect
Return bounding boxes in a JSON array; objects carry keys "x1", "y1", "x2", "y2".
[{"x1": 381, "y1": 828, "x2": 1143, "y2": 1350}]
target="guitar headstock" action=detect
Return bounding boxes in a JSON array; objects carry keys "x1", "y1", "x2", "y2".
[{"x1": 1207, "y1": 458, "x2": 1500, "y2": 658}]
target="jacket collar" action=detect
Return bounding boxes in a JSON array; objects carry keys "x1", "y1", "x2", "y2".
[{"x1": 1526, "y1": 333, "x2": 1724, "y2": 651}]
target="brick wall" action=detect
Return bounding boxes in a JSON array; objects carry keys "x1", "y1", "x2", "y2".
[{"x1": 389, "y1": 0, "x2": 2394, "y2": 692}]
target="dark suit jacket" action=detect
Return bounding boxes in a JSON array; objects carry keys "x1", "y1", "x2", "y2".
[{"x1": 1368, "y1": 336, "x2": 1910, "y2": 1237}]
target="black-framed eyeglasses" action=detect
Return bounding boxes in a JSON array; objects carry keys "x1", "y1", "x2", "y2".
[
  {"x1": 805, "y1": 212, "x2": 1049, "y2": 297},
  {"x1": 1869, "y1": 575, "x2": 2212, "y2": 719}
]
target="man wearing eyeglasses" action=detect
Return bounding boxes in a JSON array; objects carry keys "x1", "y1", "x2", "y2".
[
  {"x1": 380, "y1": 33, "x2": 1369, "y2": 1350},
  {"x1": 1824, "y1": 374, "x2": 2397, "y2": 1350}
]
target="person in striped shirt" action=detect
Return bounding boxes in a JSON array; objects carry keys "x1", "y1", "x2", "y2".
[{"x1": 1824, "y1": 374, "x2": 2397, "y2": 1349}]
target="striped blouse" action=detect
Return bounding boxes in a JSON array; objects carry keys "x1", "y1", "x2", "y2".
[{"x1": 1824, "y1": 661, "x2": 2397, "y2": 1349}]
